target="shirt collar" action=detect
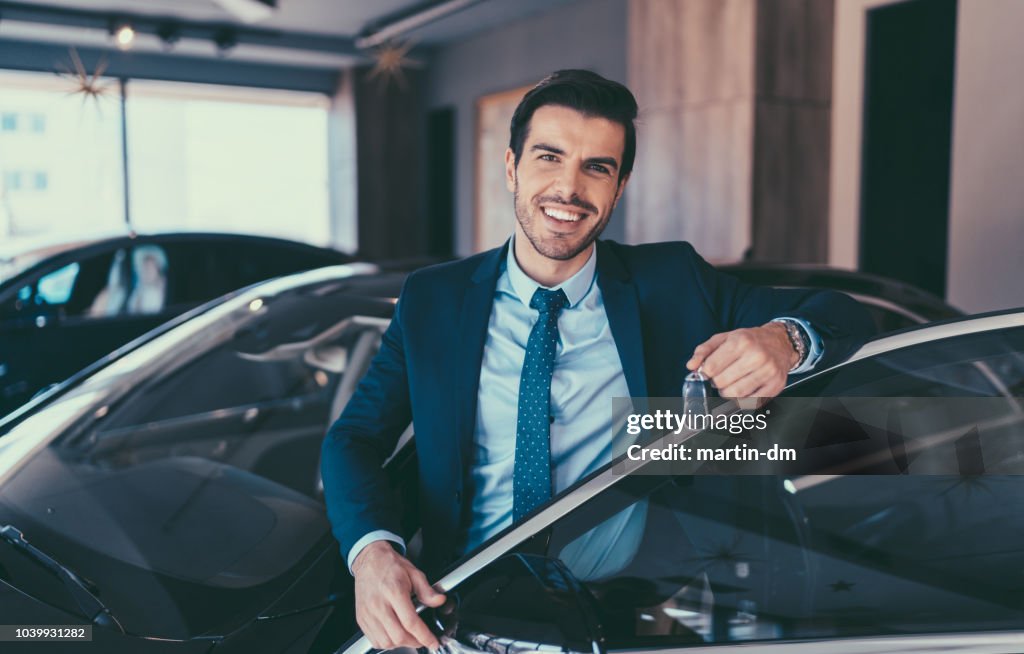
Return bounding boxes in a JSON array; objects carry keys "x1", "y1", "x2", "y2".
[{"x1": 504, "y1": 235, "x2": 597, "y2": 308}]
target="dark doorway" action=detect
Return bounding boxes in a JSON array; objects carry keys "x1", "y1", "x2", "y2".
[
  {"x1": 859, "y1": 0, "x2": 957, "y2": 296},
  {"x1": 426, "y1": 107, "x2": 455, "y2": 258}
]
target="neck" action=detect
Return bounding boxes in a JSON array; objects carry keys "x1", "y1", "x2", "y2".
[{"x1": 512, "y1": 229, "x2": 593, "y2": 288}]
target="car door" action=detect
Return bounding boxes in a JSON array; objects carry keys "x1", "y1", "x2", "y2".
[
  {"x1": 339, "y1": 312, "x2": 1024, "y2": 654},
  {"x1": 0, "y1": 244, "x2": 148, "y2": 414}
]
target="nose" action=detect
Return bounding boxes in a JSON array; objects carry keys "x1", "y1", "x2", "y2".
[{"x1": 551, "y1": 162, "x2": 584, "y2": 201}]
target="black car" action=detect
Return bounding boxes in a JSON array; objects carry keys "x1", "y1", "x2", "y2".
[
  {"x1": 718, "y1": 263, "x2": 963, "y2": 332},
  {"x1": 1, "y1": 262, "x2": 1022, "y2": 653},
  {"x1": 0, "y1": 231, "x2": 356, "y2": 417}
]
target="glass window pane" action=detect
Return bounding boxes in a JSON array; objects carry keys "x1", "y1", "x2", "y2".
[
  {"x1": 501, "y1": 323, "x2": 1024, "y2": 647},
  {"x1": 125, "y1": 80, "x2": 330, "y2": 245},
  {"x1": 36, "y1": 262, "x2": 80, "y2": 305},
  {"x1": 0, "y1": 70, "x2": 125, "y2": 239}
]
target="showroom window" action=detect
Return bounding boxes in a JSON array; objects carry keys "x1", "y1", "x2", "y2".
[
  {"x1": 0, "y1": 69, "x2": 330, "y2": 246},
  {"x1": 126, "y1": 80, "x2": 330, "y2": 244}
]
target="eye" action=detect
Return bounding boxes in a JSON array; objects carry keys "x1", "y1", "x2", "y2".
[
  {"x1": 587, "y1": 164, "x2": 610, "y2": 174},
  {"x1": 539, "y1": 154, "x2": 558, "y2": 162}
]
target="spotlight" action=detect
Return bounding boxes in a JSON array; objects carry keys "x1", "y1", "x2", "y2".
[
  {"x1": 114, "y1": 24, "x2": 135, "y2": 49},
  {"x1": 156, "y1": 23, "x2": 181, "y2": 50},
  {"x1": 213, "y1": 28, "x2": 238, "y2": 55}
]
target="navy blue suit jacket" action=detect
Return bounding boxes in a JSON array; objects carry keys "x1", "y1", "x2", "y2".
[{"x1": 322, "y1": 239, "x2": 874, "y2": 575}]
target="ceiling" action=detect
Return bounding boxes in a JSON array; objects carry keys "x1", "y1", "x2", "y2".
[{"x1": 0, "y1": 0, "x2": 578, "y2": 68}]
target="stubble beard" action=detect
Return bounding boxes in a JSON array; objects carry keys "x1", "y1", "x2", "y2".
[{"x1": 513, "y1": 183, "x2": 610, "y2": 262}]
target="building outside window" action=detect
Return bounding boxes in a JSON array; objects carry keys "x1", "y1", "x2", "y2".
[
  {"x1": 0, "y1": 70, "x2": 124, "y2": 238},
  {"x1": 127, "y1": 80, "x2": 331, "y2": 245},
  {"x1": 0, "y1": 70, "x2": 331, "y2": 248},
  {"x1": 30, "y1": 113, "x2": 46, "y2": 134}
]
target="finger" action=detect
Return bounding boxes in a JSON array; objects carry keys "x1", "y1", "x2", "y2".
[
  {"x1": 378, "y1": 605, "x2": 419, "y2": 649},
  {"x1": 751, "y1": 381, "x2": 784, "y2": 405},
  {"x1": 360, "y1": 613, "x2": 393, "y2": 651},
  {"x1": 687, "y1": 333, "x2": 727, "y2": 370},
  {"x1": 410, "y1": 569, "x2": 446, "y2": 607},
  {"x1": 719, "y1": 367, "x2": 769, "y2": 400},
  {"x1": 394, "y1": 595, "x2": 441, "y2": 650},
  {"x1": 701, "y1": 340, "x2": 744, "y2": 384},
  {"x1": 712, "y1": 350, "x2": 769, "y2": 391}
]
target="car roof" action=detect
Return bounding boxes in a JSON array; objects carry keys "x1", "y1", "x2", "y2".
[
  {"x1": 0, "y1": 230, "x2": 352, "y2": 292},
  {"x1": 0, "y1": 263, "x2": 401, "y2": 432},
  {"x1": 718, "y1": 263, "x2": 962, "y2": 323}
]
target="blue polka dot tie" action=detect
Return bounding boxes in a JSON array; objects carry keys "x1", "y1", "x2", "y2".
[{"x1": 513, "y1": 287, "x2": 570, "y2": 522}]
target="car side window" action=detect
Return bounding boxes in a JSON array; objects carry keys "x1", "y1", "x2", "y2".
[
  {"x1": 0, "y1": 251, "x2": 121, "y2": 322},
  {"x1": 787, "y1": 325, "x2": 1024, "y2": 398},
  {"x1": 84, "y1": 245, "x2": 172, "y2": 317},
  {"x1": 456, "y1": 324, "x2": 1024, "y2": 647}
]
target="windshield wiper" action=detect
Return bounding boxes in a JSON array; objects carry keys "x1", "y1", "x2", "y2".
[{"x1": 0, "y1": 524, "x2": 124, "y2": 633}]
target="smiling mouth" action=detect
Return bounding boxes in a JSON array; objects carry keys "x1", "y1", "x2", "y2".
[{"x1": 542, "y1": 207, "x2": 587, "y2": 222}]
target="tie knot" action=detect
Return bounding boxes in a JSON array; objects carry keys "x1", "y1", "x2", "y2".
[{"x1": 529, "y1": 288, "x2": 569, "y2": 314}]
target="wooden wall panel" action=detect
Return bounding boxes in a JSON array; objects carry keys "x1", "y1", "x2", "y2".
[
  {"x1": 628, "y1": 0, "x2": 834, "y2": 264},
  {"x1": 627, "y1": 0, "x2": 756, "y2": 261},
  {"x1": 751, "y1": 0, "x2": 834, "y2": 262}
]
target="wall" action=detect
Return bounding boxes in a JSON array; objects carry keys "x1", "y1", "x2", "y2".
[
  {"x1": 425, "y1": 0, "x2": 629, "y2": 256},
  {"x1": 627, "y1": 0, "x2": 756, "y2": 261},
  {"x1": 627, "y1": 0, "x2": 832, "y2": 263},
  {"x1": 828, "y1": 0, "x2": 896, "y2": 270},
  {"x1": 750, "y1": 0, "x2": 834, "y2": 263},
  {"x1": 946, "y1": 0, "x2": 1024, "y2": 312},
  {"x1": 831, "y1": 0, "x2": 1024, "y2": 311}
]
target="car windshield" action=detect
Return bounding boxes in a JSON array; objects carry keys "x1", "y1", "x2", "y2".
[{"x1": 0, "y1": 267, "x2": 402, "y2": 640}]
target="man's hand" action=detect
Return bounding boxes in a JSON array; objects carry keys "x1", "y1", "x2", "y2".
[
  {"x1": 352, "y1": 540, "x2": 447, "y2": 651},
  {"x1": 686, "y1": 322, "x2": 799, "y2": 406}
]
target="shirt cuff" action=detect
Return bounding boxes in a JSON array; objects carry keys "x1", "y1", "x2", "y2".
[
  {"x1": 773, "y1": 317, "x2": 824, "y2": 374},
  {"x1": 347, "y1": 530, "x2": 406, "y2": 575}
]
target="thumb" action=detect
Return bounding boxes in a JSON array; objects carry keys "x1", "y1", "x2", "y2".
[{"x1": 411, "y1": 572, "x2": 446, "y2": 607}]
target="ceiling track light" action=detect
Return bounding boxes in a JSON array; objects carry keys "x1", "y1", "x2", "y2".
[
  {"x1": 108, "y1": 18, "x2": 135, "y2": 50},
  {"x1": 156, "y1": 23, "x2": 181, "y2": 50},
  {"x1": 213, "y1": 27, "x2": 238, "y2": 55}
]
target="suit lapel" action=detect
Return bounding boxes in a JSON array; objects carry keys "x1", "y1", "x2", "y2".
[
  {"x1": 454, "y1": 242, "x2": 507, "y2": 467},
  {"x1": 597, "y1": 241, "x2": 648, "y2": 398}
]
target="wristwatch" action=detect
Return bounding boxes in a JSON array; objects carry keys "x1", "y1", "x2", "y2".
[{"x1": 773, "y1": 318, "x2": 810, "y2": 371}]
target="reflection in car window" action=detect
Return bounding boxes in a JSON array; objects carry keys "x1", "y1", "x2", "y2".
[
  {"x1": 487, "y1": 324, "x2": 1024, "y2": 646},
  {"x1": 790, "y1": 326, "x2": 1024, "y2": 398},
  {"x1": 36, "y1": 262, "x2": 80, "y2": 305},
  {"x1": 0, "y1": 284, "x2": 395, "y2": 640}
]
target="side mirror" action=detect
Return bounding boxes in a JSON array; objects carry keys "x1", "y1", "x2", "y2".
[{"x1": 429, "y1": 554, "x2": 605, "y2": 654}]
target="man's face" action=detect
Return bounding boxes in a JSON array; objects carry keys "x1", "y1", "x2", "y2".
[{"x1": 506, "y1": 104, "x2": 629, "y2": 261}]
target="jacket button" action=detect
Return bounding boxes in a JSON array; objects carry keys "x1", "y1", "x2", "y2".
[{"x1": 455, "y1": 491, "x2": 461, "y2": 503}]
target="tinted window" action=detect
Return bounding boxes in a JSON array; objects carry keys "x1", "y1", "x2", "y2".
[
  {"x1": 0, "y1": 288, "x2": 393, "y2": 639},
  {"x1": 479, "y1": 324, "x2": 1024, "y2": 646},
  {"x1": 0, "y1": 250, "x2": 120, "y2": 321}
]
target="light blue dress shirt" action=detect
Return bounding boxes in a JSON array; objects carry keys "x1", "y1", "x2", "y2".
[{"x1": 346, "y1": 240, "x2": 823, "y2": 573}]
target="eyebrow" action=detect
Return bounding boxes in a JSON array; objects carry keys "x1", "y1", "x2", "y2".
[{"x1": 530, "y1": 142, "x2": 620, "y2": 171}]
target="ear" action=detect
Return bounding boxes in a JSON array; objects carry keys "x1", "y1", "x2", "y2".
[
  {"x1": 612, "y1": 172, "x2": 631, "y2": 208},
  {"x1": 504, "y1": 147, "x2": 517, "y2": 193}
]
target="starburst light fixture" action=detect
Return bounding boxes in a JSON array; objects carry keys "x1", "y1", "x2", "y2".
[
  {"x1": 366, "y1": 39, "x2": 422, "y2": 90},
  {"x1": 56, "y1": 48, "x2": 116, "y2": 107}
]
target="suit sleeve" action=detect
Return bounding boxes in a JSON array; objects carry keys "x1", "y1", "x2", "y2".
[
  {"x1": 321, "y1": 274, "x2": 415, "y2": 562},
  {"x1": 681, "y1": 243, "x2": 876, "y2": 370}
]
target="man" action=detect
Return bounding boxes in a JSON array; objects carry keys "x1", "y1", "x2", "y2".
[{"x1": 322, "y1": 70, "x2": 874, "y2": 651}]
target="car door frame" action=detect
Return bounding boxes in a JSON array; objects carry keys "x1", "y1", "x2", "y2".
[{"x1": 339, "y1": 308, "x2": 1024, "y2": 654}]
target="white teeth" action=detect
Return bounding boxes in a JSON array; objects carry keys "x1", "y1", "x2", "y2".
[{"x1": 543, "y1": 207, "x2": 583, "y2": 222}]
